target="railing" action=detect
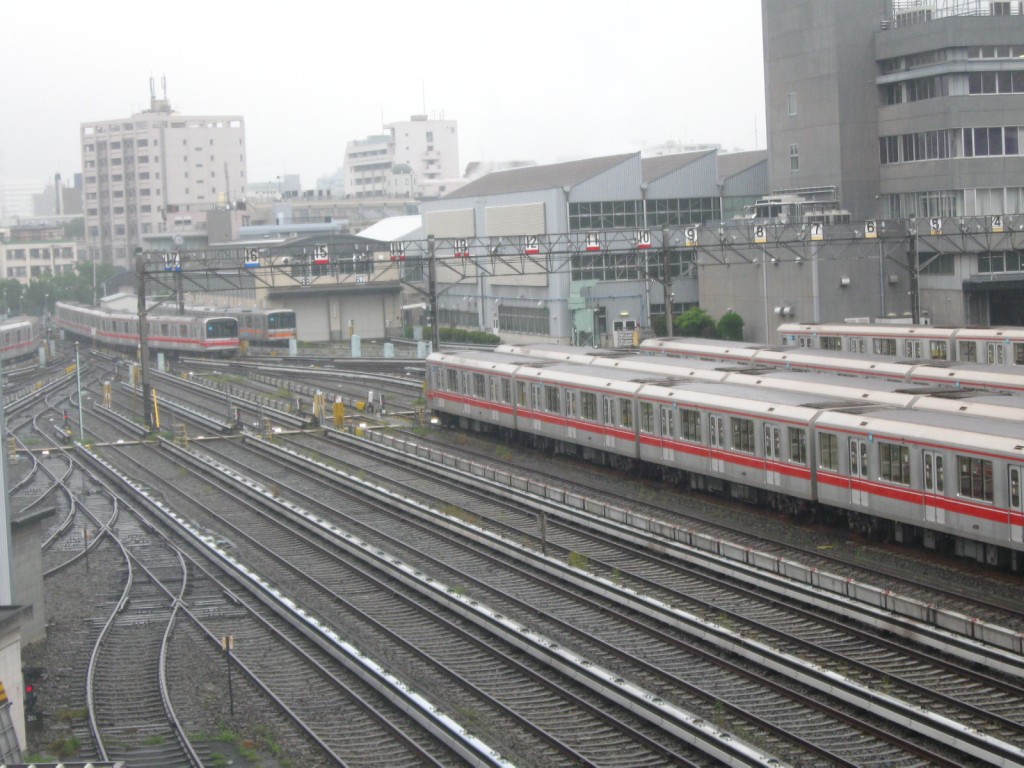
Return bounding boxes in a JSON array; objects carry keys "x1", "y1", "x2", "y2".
[{"x1": 891, "y1": 0, "x2": 1022, "y2": 26}]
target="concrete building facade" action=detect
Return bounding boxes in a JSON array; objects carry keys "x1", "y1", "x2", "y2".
[
  {"x1": 760, "y1": 0, "x2": 1024, "y2": 328},
  {"x1": 0, "y1": 225, "x2": 78, "y2": 286},
  {"x1": 80, "y1": 84, "x2": 247, "y2": 269}
]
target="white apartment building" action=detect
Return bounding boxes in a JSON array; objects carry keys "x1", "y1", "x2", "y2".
[
  {"x1": 80, "y1": 85, "x2": 247, "y2": 268},
  {"x1": 342, "y1": 115, "x2": 461, "y2": 199},
  {"x1": 0, "y1": 225, "x2": 78, "y2": 286}
]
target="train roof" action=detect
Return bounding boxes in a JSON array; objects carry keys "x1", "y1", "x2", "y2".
[
  {"x1": 777, "y1": 322, "x2": 959, "y2": 339},
  {"x1": 639, "y1": 337, "x2": 769, "y2": 359},
  {"x1": 57, "y1": 301, "x2": 236, "y2": 325},
  {"x1": 905, "y1": 363, "x2": 1024, "y2": 393},
  {"x1": 494, "y1": 343, "x2": 631, "y2": 361},
  {"x1": 777, "y1": 321, "x2": 1024, "y2": 339},
  {"x1": 816, "y1": 406, "x2": 1024, "y2": 455}
]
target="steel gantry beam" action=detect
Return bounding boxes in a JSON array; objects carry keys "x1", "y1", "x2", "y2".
[{"x1": 131, "y1": 213, "x2": 1023, "y2": 392}]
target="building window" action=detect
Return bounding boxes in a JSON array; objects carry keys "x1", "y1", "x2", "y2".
[
  {"x1": 568, "y1": 200, "x2": 643, "y2": 231},
  {"x1": 790, "y1": 144, "x2": 799, "y2": 171},
  {"x1": 787, "y1": 92, "x2": 797, "y2": 115}
]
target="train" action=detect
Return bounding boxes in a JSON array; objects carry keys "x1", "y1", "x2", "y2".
[
  {"x1": 0, "y1": 316, "x2": 43, "y2": 365},
  {"x1": 494, "y1": 343, "x2": 1024, "y2": 423},
  {"x1": 776, "y1": 321, "x2": 1024, "y2": 366},
  {"x1": 639, "y1": 335, "x2": 1024, "y2": 395},
  {"x1": 188, "y1": 306, "x2": 297, "y2": 346},
  {"x1": 426, "y1": 347, "x2": 1024, "y2": 570},
  {"x1": 54, "y1": 301, "x2": 240, "y2": 357}
]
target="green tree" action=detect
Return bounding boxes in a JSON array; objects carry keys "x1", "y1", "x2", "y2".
[
  {"x1": 674, "y1": 307, "x2": 718, "y2": 338},
  {"x1": 717, "y1": 311, "x2": 745, "y2": 341}
]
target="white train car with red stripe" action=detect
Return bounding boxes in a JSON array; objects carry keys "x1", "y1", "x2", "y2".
[
  {"x1": 0, "y1": 316, "x2": 42, "y2": 364},
  {"x1": 427, "y1": 349, "x2": 1024, "y2": 570},
  {"x1": 54, "y1": 301, "x2": 239, "y2": 357}
]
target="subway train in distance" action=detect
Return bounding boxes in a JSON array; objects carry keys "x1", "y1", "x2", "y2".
[
  {"x1": 776, "y1": 321, "x2": 1024, "y2": 366},
  {"x1": 54, "y1": 301, "x2": 239, "y2": 357},
  {"x1": 427, "y1": 348, "x2": 1024, "y2": 570},
  {"x1": 0, "y1": 316, "x2": 43, "y2": 365},
  {"x1": 188, "y1": 306, "x2": 297, "y2": 346},
  {"x1": 639, "y1": 335, "x2": 1024, "y2": 395}
]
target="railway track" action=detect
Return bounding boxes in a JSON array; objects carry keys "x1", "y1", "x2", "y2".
[
  {"x1": 186, "y1": 432, "x2": 1018, "y2": 765},
  {"x1": 18, "y1": 356, "x2": 1024, "y2": 765}
]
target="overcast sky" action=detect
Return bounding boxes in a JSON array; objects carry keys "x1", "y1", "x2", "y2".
[{"x1": 0, "y1": 0, "x2": 766, "y2": 188}]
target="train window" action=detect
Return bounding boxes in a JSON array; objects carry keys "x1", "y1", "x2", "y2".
[
  {"x1": 873, "y1": 338, "x2": 897, "y2": 356},
  {"x1": 581, "y1": 392, "x2": 597, "y2": 421},
  {"x1": 936, "y1": 456, "x2": 944, "y2": 493},
  {"x1": 958, "y1": 456, "x2": 994, "y2": 502},
  {"x1": 1014, "y1": 343, "x2": 1024, "y2": 366},
  {"x1": 501, "y1": 379, "x2": 512, "y2": 404},
  {"x1": 1010, "y1": 467, "x2": 1021, "y2": 510},
  {"x1": 473, "y1": 374, "x2": 485, "y2": 398},
  {"x1": 619, "y1": 398, "x2": 633, "y2": 428},
  {"x1": 461, "y1": 372, "x2": 471, "y2": 395},
  {"x1": 879, "y1": 441, "x2": 911, "y2": 485},
  {"x1": 516, "y1": 382, "x2": 527, "y2": 407},
  {"x1": 639, "y1": 402, "x2": 654, "y2": 434},
  {"x1": 848, "y1": 338, "x2": 866, "y2": 354},
  {"x1": 789, "y1": 428, "x2": 807, "y2": 465},
  {"x1": 820, "y1": 336, "x2": 841, "y2": 351},
  {"x1": 660, "y1": 406, "x2": 675, "y2": 439},
  {"x1": 544, "y1": 385, "x2": 560, "y2": 413},
  {"x1": 681, "y1": 409, "x2": 701, "y2": 442},
  {"x1": 930, "y1": 341, "x2": 948, "y2": 360},
  {"x1": 566, "y1": 391, "x2": 578, "y2": 417},
  {"x1": 446, "y1": 369, "x2": 459, "y2": 392},
  {"x1": 731, "y1": 417, "x2": 755, "y2": 453},
  {"x1": 959, "y1": 340, "x2": 978, "y2": 362},
  {"x1": 488, "y1": 378, "x2": 499, "y2": 402}
]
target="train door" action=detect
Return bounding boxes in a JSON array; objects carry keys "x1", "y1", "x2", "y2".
[
  {"x1": 986, "y1": 342, "x2": 1006, "y2": 365},
  {"x1": 923, "y1": 451, "x2": 945, "y2": 525},
  {"x1": 849, "y1": 438, "x2": 869, "y2": 506},
  {"x1": 1009, "y1": 465, "x2": 1023, "y2": 544},
  {"x1": 660, "y1": 405, "x2": 675, "y2": 462},
  {"x1": 603, "y1": 396, "x2": 616, "y2": 449},
  {"x1": 904, "y1": 340, "x2": 922, "y2": 359},
  {"x1": 709, "y1": 414, "x2": 725, "y2": 473},
  {"x1": 764, "y1": 424, "x2": 782, "y2": 486}
]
